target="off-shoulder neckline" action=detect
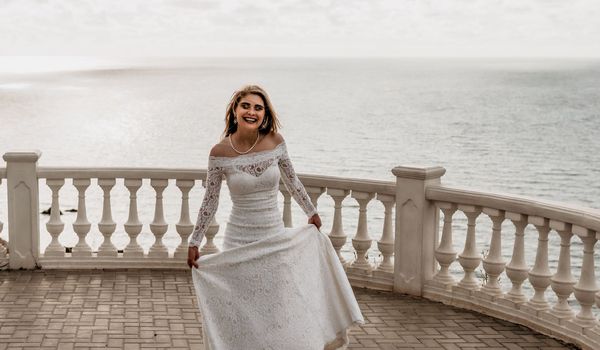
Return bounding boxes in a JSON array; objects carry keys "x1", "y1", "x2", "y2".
[{"x1": 208, "y1": 140, "x2": 286, "y2": 160}]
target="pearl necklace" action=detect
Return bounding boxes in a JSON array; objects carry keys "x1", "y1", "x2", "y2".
[{"x1": 229, "y1": 133, "x2": 261, "y2": 155}]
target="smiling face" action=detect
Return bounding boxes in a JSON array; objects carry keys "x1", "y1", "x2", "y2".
[
  {"x1": 234, "y1": 93, "x2": 266, "y2": 131},
  {"x1": 223, "y1": 85, "x2": 281, "y2": 137}
]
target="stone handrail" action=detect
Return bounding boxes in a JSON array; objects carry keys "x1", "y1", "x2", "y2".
[
  {"x1": 37, "y1": 167, "x2": 206, "y2": 181},
  {"x1": 427, "y1": 185, "x2": 600, "y2": 231},
  {"x1": 425, "y1": 184, "x2": 600, "y2": 350},
  {"x1": 299, "y1": 174, "x2": 396, "y2": 196}
]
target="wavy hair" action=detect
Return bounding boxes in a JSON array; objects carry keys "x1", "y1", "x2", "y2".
[{"x1": 223, "y1": 85, "x2": 281, "y2": 137}]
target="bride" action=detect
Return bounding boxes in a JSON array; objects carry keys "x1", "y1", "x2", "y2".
[{"x1": 187, "y1": 85, "x2": 364, "y2": 350}]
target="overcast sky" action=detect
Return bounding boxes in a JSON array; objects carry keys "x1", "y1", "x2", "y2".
[{"x1": 1, "y1": 0, "x2": 599, "y2": 57}]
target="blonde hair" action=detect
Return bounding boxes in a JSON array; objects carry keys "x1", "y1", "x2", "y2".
[{"x1": 223, "y1": 85, "x2": 281, "y2": 137}]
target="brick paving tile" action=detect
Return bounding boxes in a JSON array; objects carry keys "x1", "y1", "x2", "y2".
[{"x1": 0, "y1": 270, "x2": 581, "y2": 350}]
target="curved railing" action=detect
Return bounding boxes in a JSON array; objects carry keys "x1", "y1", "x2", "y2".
[
  {"x1": 425, "y1": 185, "x2": 600, "y2": 350},
  {"x1": 2, "y1": 152, "x2": 599, "y2": 348}
]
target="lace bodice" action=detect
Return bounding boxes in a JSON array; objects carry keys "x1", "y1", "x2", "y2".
[{"x1": 189, "y1": 141, "x2": 318, "y2": 248}]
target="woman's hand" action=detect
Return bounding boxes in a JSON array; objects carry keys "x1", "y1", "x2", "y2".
[
  {"x1": 308, "y1": 214, "x2": 322, "y2": 230},
  {"x1": 187, "y1": 246, "x2": 200, "y2": 269}
]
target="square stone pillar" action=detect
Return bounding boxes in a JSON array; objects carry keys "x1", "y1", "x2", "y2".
[
  {"x1": 392, "y1": 165, "x2": 445, "y2": 296},
  {"x1": 3, "y1": 151, "x2": 41, "y2": 269}
]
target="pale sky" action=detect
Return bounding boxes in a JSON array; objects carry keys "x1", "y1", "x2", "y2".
[{"x1": 1, "y1": 0, "x2": 599, "y2": 57}]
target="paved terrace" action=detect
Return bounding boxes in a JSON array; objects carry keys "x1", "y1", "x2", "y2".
[{"x1": 0, "y1": 270, "x2": 579, "y2": 350}]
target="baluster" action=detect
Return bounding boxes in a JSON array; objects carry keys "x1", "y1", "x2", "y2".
[
  {"x1": 45, "y1": 179, "x2": 65, "y2": 257},
  {"x1": 71, "y1": 179, "x2": 92, "y2": 257},
  {"x1": 148, "y1": 179, "x2": 169, "y2": 258},
  {"x1": 481, "y1": 208, "x2": 506, "y2": 296},
  {"x1": 433, "y1": 202, "x2": 457, "y2": 285},
  {"x1": 504, "y1": 212, "x2": 529, "y2": 303},
  {"x1": 97, "y1": 178, "x2": 117, "y2": 257},
  {"x1": 375, "y1": 194, "x2": 395, "y2": 273},
  {"x1": 123, "y1": 179, "x2": 143, "y2": 258},
  {"x1": 527, "y1": 216, "x2": 552, "y2": 310},
  {"x1": 306, "y1": 186, "x2": 325, "y2": 210},
  {"x1": 279, "y1": 184, "x2": 292, "y2": 228},
  {"x1": 549, "y1": 221, "x2": 575, "y2": 320},
  {"x1": 350, "y1": 191, "x2": 375, "y2": 271},
  {"x1": 327, "y1": 189, "x2": 350, "y2": 266},
  {"x1": 174, "y1": 179, "x2": 195, "y2": 259},
  {"x1": 572, "y1": 226, "x2": 598, "y2": 328},
  {"x1": 457, "y1": 205, "x2": 482, "y2": 290}
]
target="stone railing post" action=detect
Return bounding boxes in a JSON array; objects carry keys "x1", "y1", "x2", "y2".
[
  {"x1": 392, "y1": 166, "x2": 445, "y2": 295},
  {"x1": 3, "y1": 151, "x2": 41, "y2": 269}
]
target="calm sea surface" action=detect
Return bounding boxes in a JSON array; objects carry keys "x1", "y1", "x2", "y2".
[{"x1": 1, "y1": 58, "x2": 599, "y2": 291}]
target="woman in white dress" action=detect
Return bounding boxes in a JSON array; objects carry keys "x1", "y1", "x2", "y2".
[{"x1": 187, "y1": 85, "x2": 364, "y2": 350}]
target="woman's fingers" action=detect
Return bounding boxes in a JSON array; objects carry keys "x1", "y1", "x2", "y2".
[
  {"x1": 188, "y1": 247, "x2": 200, "y2": 269},
  {"x1": 309, "y1": 214, "x2": 322, "y2": 230}
]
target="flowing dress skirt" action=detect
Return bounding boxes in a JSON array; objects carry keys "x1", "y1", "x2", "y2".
[{"x1": 191, "y1": 224, "x2": 364, "y2": 350}]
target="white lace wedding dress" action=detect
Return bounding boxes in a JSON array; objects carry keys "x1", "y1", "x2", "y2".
[{"x1": 189, "y1": 141, "x2": 364, "y2": 350}]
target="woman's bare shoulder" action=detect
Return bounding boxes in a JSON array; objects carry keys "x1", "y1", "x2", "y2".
[
  {"x1": 257, "y1": 132, "x2": 285, "y2": 151},
  {"x1": 269, "y1": 132, "x2": 285, "y2": 145},
  {"x1": 209, "y1": 139, "x2": 233, "y2": 157}
]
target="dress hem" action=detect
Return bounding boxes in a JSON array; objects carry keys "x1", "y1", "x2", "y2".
[{"x1": 324, "y1": 319, "x2": 365, "y2": 350}]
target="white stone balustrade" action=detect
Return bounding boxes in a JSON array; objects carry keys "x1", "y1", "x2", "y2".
[
  {"x1": 123, "y1": 179, "x2": 143, "y2": 258},
  {"x1": 97, "y1": 178, "x2": 117, "y2": 257},
  {"x1": 504, "y1": 212, "x2": 529, "y2": 303},
  {"x1": 327, "y1": 188, "x2": 350, "y2": 266},
  {"x1": 174, "y1": 179, "x2": 195, "y2": 259},
  {"x1": 45, "y1": 179, "x2": 65, "y2": 257},
  {"x1": 71, "y1": 179, "x2": 92, "y2": 257},
  {"x1": 148, "y1": 179, "x2": 169, "y2": 258},
  {"x1": 1, "y1": 158, "x2": 215, "y2": 267},
  {"x1": 424, "y1": 183, "x2": 600, "y2": 350}
]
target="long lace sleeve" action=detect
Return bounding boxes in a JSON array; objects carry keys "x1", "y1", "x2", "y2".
[
  {"x1": 278, "y1": 144, "x2": 318, "y2": 218},
  {"x1": 189, "y1": 158, "x2": 224, "y2": 248}
]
